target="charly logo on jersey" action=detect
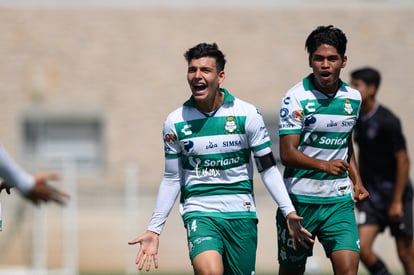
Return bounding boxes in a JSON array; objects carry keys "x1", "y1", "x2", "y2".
[
  {"x1": 305, "y1": 102, "x2": 316, "y2": 113},
  {"x1": 344, "y1": 98, "x2": 353, "y2": 115},
  {"x1": 181, "y1": 124, "x2": 192, "y2": 136},
  {"x1": 224, "y1": 116, "x2": 238, "y2": 134}
]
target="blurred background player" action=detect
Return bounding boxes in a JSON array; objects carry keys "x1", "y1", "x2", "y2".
[{"x1": 351, "y1": 67, "x2": 414, "y2": 275}]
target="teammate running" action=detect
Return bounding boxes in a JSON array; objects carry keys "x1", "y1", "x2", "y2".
[{"x1": 276, "y1": 25, "x2": 369, "y2": 275}]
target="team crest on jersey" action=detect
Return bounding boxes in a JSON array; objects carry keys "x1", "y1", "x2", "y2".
[
  {"x1": 164, "y1": 132, "x2": 177, "y2": 144},
  {"x1": 224, "y1": 116, "x2": 238, "y2": 134},
  {"x1": 344, "y1": 99, "x2": 353, "y2": 115}
]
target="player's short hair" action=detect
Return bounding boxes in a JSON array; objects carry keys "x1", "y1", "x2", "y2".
[
  {"x1": 350, "y1": 67, "x2": 381, "y2": 89},
  {"x1": 305, "y1": 25, "x2": 348, "y2": 58},
  {"x1": 184, "y1": 42, "x2": 226, "y2": 72}
]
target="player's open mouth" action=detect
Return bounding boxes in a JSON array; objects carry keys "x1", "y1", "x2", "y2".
[
  {"x1": 320, "y1": 72, "x2": 331, "y2": 78},
  {"x1": 193, "y1": 83, "x2": 207, "y2": 91}
]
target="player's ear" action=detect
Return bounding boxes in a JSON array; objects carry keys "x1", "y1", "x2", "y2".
[
  {"x1": 341, "y1": 55, "x2": 348, "y2": 68},
  {"x1": 218, "y1": 70, "x2": 225, "y2": 84},
  {"x1": 367, "y1": 84, "x2": 377, "y2": 97}
]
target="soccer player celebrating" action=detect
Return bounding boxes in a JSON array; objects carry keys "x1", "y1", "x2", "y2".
[{"x1": 128, "y1": 42, "x2": 312, "y2": 274}]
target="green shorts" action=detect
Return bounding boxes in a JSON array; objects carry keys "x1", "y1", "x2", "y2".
[
  {"x1": 184, "y1": 216, "x2": 257, "y2": 275},
  {"x1": 276, "y1": 198, "x2": 359, "y2": 270}
]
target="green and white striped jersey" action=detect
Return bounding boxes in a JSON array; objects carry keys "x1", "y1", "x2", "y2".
[
  {"x1": 279, "y1": 75, "x2": 361, "y2": 204},
  {"x1": 163, "y1": 88, "x2": 271, "y2": 221}
]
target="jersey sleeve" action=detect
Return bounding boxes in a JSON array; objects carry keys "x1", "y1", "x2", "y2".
[
  {"x1": 279, "y1": 92, "x2": 304, "y2": 136},
  {"x1": 147, "y1": 115, "x2": 183, "y2": 234},
  {"x1": 245, "y1": 107, "x2": 272, "y2": 153},
  {"x1": 163, "y1": 115, "x2": 182, "y2": 159}
]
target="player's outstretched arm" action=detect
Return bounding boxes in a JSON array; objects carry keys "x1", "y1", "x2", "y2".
[
  {"x1": 128, "y1": 230, "x2": 160, "y2": 272},
  {"x1": 1, "y1": 173, "x2": 69, "y2": 206}
]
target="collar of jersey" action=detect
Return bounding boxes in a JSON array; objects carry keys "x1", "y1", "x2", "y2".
[
  {"x1": 183, "y1": 88, "x2": 235, "y2": 108},
  {"x1": 302, "y1": 73, "x2": 348, "y2": 92}
]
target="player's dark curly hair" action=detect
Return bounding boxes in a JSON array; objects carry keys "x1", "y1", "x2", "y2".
[
  {"x1": 184, "y1": 42, "x2": 226, "y2": 72},
  {"x1": 305, "y1": 25, "x2": 348, "y2": 58}
]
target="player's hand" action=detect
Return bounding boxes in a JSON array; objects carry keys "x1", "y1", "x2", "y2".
[
  {"x1": 128, "y1": 230, "x2": 160, "y2": 271},
  {"x1": 0, "y1": 181, "x2": 11, "y2": 195},
  {"x1": 286, "y1": 211, "x2": 314, "y2": 250},
  {"x1": 388, "y1": 201, "x2": 404, "y2": 222},
  {"x1": 25, "y1": 173, "x2": 70, "y2": 206},
  {"x1": 324, "y1": 159, "x2": 350, "y2": 176},
  {"x1": 353, "y1": 182, "x2": 369, "y2": 202}
]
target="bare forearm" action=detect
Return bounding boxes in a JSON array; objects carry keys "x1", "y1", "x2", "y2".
[{"x1": 348, "y1": 151, "x2": 362, "y2": 186}]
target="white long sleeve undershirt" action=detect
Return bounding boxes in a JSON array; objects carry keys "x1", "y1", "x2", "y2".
[
  {"x1": 0, "y1": 145, "x2": 35, "y2": 195},
  {"x1": 255, "y1": 147, "x2": 295, "y2": 218},
  {"x1": 147, "y1": 158, "x2": 181, "y2": 235},
  {"x1": 260, "y1": 165, "x2": 295, "y2": 218}
]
